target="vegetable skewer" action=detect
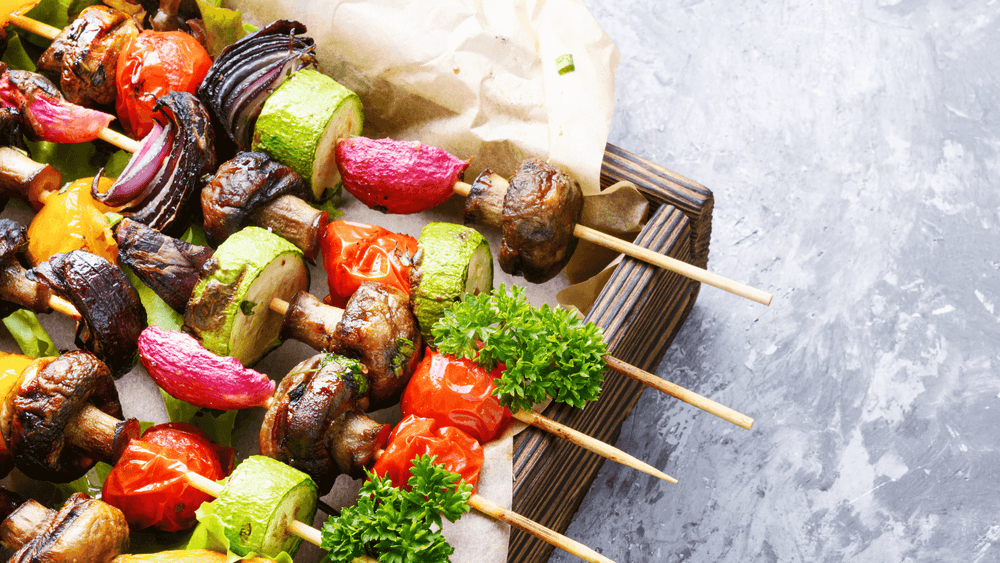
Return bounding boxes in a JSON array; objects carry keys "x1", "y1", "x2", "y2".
[
  {"x1": 272, "y1": 294, "x2": 752, "y2": 430},
  {"x1": 184, "y1": 455, "x2": 617, "y2": 563},
  {"x1": 4, "y1": 1, "x2": 771, "y2": 307}
]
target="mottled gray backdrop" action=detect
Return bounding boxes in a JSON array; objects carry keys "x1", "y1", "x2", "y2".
[{"x1": 553, "y1": 1, "x2": 1000, "y2": 561}]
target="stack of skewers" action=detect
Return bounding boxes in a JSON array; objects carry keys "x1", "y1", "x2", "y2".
[{"x1": 0, "y1": 1, "x2": 766, "y2": 562}]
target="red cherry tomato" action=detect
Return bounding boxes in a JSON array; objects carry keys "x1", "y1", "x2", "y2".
[
  {"x1": 400, "y1": 349, "x2": 512, "y2": 443},
  {"x1": 102, "y1": 422, "x2": 233, "y2": 532},
  {"x1": 320, "y1": 220, "x2": 418, "y2": 309},
  {"x1": 372, "y1": 415, "x2": 483, "y2": 492},
  {"x1": 115, "y1": 31, "x2": 212, "y2": 138}
]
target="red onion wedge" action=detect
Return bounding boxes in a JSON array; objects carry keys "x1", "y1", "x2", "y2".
[
  {"x1": 94, "y1": 122, "x2": 173, "y2": 206},
  {"x1": 138, "y1": 326, "x2": 275, "y2": 410}
]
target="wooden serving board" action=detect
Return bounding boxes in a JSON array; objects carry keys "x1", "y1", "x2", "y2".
[{"x1": 509, "y1": 143, "x2": 713, "y2": 563}]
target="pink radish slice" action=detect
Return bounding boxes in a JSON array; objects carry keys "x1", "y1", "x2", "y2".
[
  {"x1": 138, "y1": 326, "x2": 274, "y2": 410},
  {"x1": 336, "y1": 137, "x2": 470, "y2": 214}
]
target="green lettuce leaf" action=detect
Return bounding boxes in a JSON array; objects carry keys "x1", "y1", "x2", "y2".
[
  {"x1": 160, "y1": 390, "x2": 238, "y2": 447},
  {"x1": 2, "y1": 309, "x2": 59, "y2": 358},
  {"x1": 121, "y1": 263, "x2": 184, "y2": 331},
  {"x1": 2, "y1": 30, "x2": 36, "y2": 72},
  {"x1": 195, "y1": 0, "x2": 247, "y2": 58}
]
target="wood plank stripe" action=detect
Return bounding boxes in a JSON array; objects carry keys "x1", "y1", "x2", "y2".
[{"x1": 509, "y1": 203, "x2": 699, "y2": 563}]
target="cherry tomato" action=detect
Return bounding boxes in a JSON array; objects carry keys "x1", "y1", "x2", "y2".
[
  {"x1": 115, "y1": 31, "x2": 212, "y2": 138},
  {"x1": 102, "y1": 422, "x2": 233, "y2": 532},
  {"x1": 320, "y1": 220, "x2": 418, "y2": 309},
  {"x1": 400, "y1": 348, "x2": 512, "y2": 443},
  {"x1": 27, "y1": 177, "x2": 119, "y2": 265},
  {"x1": 372, "y1": 415, "x2": 484, "y2": 492}
]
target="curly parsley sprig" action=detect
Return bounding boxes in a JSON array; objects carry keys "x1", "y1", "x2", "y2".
[
  {"x1": 320, "y1": 455, "x2": 472, "y2": 563},
  {"x1": 431, "y1": 284, "x2": 608, "y2": 413}
]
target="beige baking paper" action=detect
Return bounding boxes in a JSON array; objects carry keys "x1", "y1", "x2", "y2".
[{"x1": 223, "y1": 0, "x2": 619, "y2": 196}]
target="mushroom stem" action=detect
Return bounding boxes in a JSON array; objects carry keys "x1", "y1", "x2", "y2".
[
  {"x1": 251, "y1": 194, "x2": 328, "y2": 263},
  {"x1": 0, "y1": 146, "x2": 62, "y2": 210},
  {"x1": 275, "y1": 292, "x2": 344, "y2": 352},
  {"x1": 0, "y1": 260, "x2": 53, "y2": 314},
  {"x1": 64, "y1": 404, "x2": 140, "y2": 464},
  {"x1": 0, "y1": 499, "x2": 54, "y2": 551}
]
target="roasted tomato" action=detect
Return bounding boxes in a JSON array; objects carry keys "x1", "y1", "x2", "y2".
[
  {"x1": 400, "y1": 349, "x2": 512, "y2": 443},
  {"x1": 102, "y1": 422, "x2": 233, "y2": 532},
  {"x1": 27, "y1": 177, "x2": 119, "y2": 265},
  {"x1": 320, "y1": 220, "x2": 418, "y2": 309},
  {"x1": 372, "y1": 414, "x2": 484, "y2": 492},
  {"x1": 115, "y1": 31, "x2": 211, "y2": 138}
]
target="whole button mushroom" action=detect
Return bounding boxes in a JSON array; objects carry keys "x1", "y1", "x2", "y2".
[
  {"x1": 260, "y1": 353, "x2": 389, "y2": 494},
  {"x1": 0, "y1": 352, "x2": 140, "y2": 482},
  {"x1": 0, "y1": 219, "x2": 55, "y2": 317},
  {"x1": 5, "y1": 493, "x2": 129, "y2": 563},
  {"x1": 201, "y1": 152, "x2": 328, "y2": 262},
  {"x1": 28, "y1": 250, "x2": 147, "y2": 378},
  {"x1": 278, "y1": 283, "x2": 424, "y2": 410},
  {"x1": 464, "y1": 158, "x2": 584, "y2": 283}
]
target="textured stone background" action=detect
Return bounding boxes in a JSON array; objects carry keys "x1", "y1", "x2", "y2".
[{"x1": 549, "y1": 1, "x2": 1000, "y2": 561}]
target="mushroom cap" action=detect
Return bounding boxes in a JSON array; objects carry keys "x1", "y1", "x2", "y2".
[
  {"x1": 201, "y1": 152, "x2": 310, "y2": 246},
  {"x1": 261, "y1": 353, "x2": 387, "y2": 493},
  {"x1": 28, "y1": 250, "x2": 146, "y2": 378},
  {"x1": 498, "y1": 158, "x2": 584, "y2": 283},
  {"x1": 0, "y1": 352, "x2": 124, "y2": 482},
  {"x1": 0, "y1": 218, "x2": 27, "y2": 264},
  {"x1": 333, "y1": 282, "x2": 424, "y2": 410},
  {"x1": 9, "y1": 493, "x2": 128, "y2": 563}
]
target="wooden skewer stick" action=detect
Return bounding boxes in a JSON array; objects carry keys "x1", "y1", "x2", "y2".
[
  {"x1": 452, "y1": 180, "x2": 772, "y2": 306},
  {"x1": 513, "y1": 410, "x2": 676, "y2": 483},
  {"x1": 602, "y1": 355, "x2": 754, "y2": 430},
  {"x1": 269, "y1": 296, "x2": 751, "y2": 430},
  {"x1": 185, "y1": 470, "x2": 616, "y2": 563}
]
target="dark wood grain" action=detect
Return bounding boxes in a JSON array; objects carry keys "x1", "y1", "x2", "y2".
[
  {"x1": 600, "y1": 143, "x2": 714, "y2": 271},
  {"x1": 509, "y1": 179, "x2": 704, "y2": 562}
]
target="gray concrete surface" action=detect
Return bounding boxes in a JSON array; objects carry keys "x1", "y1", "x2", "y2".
[{"x1": 551, "y1": 1, "x2": 1000, "y2": 561}]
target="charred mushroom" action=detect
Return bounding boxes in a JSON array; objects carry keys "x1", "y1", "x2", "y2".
[
  {"x1": 202, "y1": 152, "x2": 327, "y2": 261},
  {"x1": 4, "y1": 493, "x2": 129, "y2": 563},
  {"x1": 260, "y1": 353, "x2": 389, "y2": 494},
  {"x1": 280, "y1": 283, "x2": 424, "y2": 410},
  {"x1": 0, "y1": 352, "x2": 139, "y2": 482},
  {"x1": 36, "y1": 5, "x2": 139, "y2": 108},
  {"x1": 114, "y1": 218, "x2": 214, "y2": 313},
  {"x1": 93, "y1": 91, "x2": 216, "y2": 237},
  {"x1": 464, "y1": 158, "x2": 584, "y2": 283},
  {"x1": 0, "y1": 219, "x2": 54, "y2": 317},
  {"x1": 28, "y1": 250, "x2": 147, "y2": 378}
]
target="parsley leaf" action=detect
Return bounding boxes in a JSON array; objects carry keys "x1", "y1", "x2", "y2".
[
  {"x1": 431, "y1": 284, "x2": 608, "y2": 413},
  {"x1": 320, "y1": 455, "x2": 471, "y2": 563}
]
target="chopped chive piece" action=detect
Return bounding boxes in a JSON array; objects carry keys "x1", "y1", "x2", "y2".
[{"x1": 556, "y1": 54, "x2": 575, "y2": 75}]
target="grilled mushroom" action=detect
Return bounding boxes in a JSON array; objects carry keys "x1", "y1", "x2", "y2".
[
  {"x1": 29, "y1": 250, "x2": 147, "y2": 377},
  {"x1": 5, "y1": 493, "x2": 129, "y2": 563},
  {"x1": 280, "y1": 283, "x2": 424, "y2": 410},
  {"x1": 36, "y1": 5, "x2": 139, "y2": 108},
  {"x1": 0, "y1": 352, "x2": 139, "y2": 482},
  {"x1": 0, "y1": 498, "x2": 50, "y2": 553},
  {"x1": 260, "y1": 353, "x2": 389, "y2": 493},
  {"x1": 202, "y1": 152, "x2": 327, "y2": 261},
  {"x1": 114, "y1": 218, "x2": 214, "y2": 313},
  {"x1": 465, "y1": 158, "x2": 584, "y2": 283},
  {"x1": 0, "y1": 219, "x2": 53, "y2": 317}
]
